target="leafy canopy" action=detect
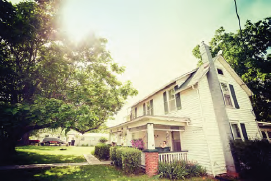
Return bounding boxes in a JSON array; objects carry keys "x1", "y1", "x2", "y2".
[{"x1": 0, "y1": 0, "x2": 138, "y2": 145}]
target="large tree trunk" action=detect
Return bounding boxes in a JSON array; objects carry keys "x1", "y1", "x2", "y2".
[{"x1": 20, "y1": 132, "x2": 30, "y2": 145}]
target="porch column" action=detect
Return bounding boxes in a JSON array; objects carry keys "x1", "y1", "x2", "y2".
[
  {"x1": 145, "y1": 123, "x2": 158, "y2": 177},
  {"x1": 126, "y1": 128, "x2": 132, "y2": 146},
  {"x1": 147, "y1": 123, "x2": 155, "y2": 149}
]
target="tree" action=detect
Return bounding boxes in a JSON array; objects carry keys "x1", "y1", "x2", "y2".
[
  {"x1": 192, "y1": 17, "x2": 271, "y2": 122},
  {"x1": 0, "y1": 0, "x2": 137, "y2": 157}
]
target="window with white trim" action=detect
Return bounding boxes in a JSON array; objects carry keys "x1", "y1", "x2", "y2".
[
  {"x1": 168, "y1": 89, "x2": 176, "y2": 112},
  {"x1": 146, "y1": 99, "x2": 153, "y2": 115},
  {"x1": 230, "y1": 122, "x2": 248, "y2": 140},
  {"x1": 221, "y1": 83, "x2": 233, "y2": 107}
]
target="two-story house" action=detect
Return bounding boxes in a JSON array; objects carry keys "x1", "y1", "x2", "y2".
[{"x1": 109, "y1": 42, "x2": 261, "y2": 176}]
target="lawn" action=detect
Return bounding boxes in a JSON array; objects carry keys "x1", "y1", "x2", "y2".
[
  {"x1": 0, "y1": 165, "x2": 218, "y2": 181},
  {"x1": 0, "y1": 146, "x2": 94, "y2": 166}
]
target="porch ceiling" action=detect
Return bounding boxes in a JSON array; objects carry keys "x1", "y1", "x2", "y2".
[{"x1": 109, "y1": 115, "x2": 190, "y2": 131}]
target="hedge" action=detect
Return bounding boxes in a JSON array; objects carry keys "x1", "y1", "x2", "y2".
[
  {"x1": 110, "y1": 146, "x2": 141, "y2": 174},
  {"x1": 94, "y1": 143, "x2": 110, "y2": 160},
  {"x1": 230, "y1": 139, "x2": 271, "y2": 180}
]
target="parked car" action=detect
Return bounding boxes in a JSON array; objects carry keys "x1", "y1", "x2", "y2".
[
  {"x1": 29, "y1": 140, "x2": 40, "y2": 145},
  {"x1": 40, "y1": 137, "x2": 66, "y2": 146}
]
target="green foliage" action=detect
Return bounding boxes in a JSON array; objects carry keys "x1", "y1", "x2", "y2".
[
  {"x1": 230, "y1": 139, "x2": 271, "y2": 180},
  {"x1": 0, "y1": 0, "x2": 137, "y2": 156},
  {"x1": 110, "y1": 146, "x2": 141, "y2": 174},
  {"x1": 94, "y1": 143, "x2": 110, "y2": 160},
  {"x1": 192, "y1": 17, "x2": 271, "y2": 122},
  {"x1": 121, "y1": 147, "x2": 141, "y2": 174},
  {"x1": 159, "y1": 161, "x2": 207, "y2": 180},
  {"x1": 99, "y1": 137, "x2": 108, "y2": 143},
  {"x1": 109, "y1": 146, "x2": 118, "y2": 166}
]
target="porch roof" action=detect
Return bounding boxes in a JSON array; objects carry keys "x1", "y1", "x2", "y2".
[{"x1": 109, "y1": 115, "x2": 190, "y2": 130}]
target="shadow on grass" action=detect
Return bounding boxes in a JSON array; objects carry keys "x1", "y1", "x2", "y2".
[{"x1": 0, "y1": 151, "x2": 86, "y2": 166}]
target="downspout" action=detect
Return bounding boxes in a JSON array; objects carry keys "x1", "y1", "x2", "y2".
[{"x1": 197, "y1": 87, "x2": 216, "y2": 176}]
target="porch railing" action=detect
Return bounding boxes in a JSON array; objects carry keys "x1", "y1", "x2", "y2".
[{"x1": 158, "y1": 152, "x2": 188, "y2": 163}]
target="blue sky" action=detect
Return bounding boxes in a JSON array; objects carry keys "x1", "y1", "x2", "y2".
[{"x1": 10, "y1": 0, "x2": 271, "y2": 126}]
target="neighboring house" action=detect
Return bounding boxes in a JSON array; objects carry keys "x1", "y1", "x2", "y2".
[
  {"x1": 258, "y1": 121, "x2": 271, "y2": 142},
  {"x1": 67, "y1": 131, "x2": 109, "y2": 146},
  {"x1": 109, "y1": 42, "x2": 261, "y2": 176}
]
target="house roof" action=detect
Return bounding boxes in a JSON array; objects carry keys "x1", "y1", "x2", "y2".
[{"x1": 131, "y1": 55, "x2": 253, "y2": 108}]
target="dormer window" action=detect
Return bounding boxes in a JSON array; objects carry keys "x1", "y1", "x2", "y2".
[{"x1": 217, "y1": 68, "x2": 224, "y2": 75}]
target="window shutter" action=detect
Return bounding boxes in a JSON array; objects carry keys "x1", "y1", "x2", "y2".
[
  {"x1": 143, "y1": 103, "x2": 146, "y2": 115},
  {"x1": 163, "y1": 92, "x2": 169, "y2": 114},
  {"x1": 150, "y1": 99, "x2": 154, "y2": 115},
  {"x1": 229, "y1": 84, "x2": 240, "y2": 109},
  {"x1": 175, "y1": 92, "x2": 181, "y2": 110},
  {"x1": 135, "y1": 107, "x2": 137, "y2": 118},
  {"x1": 240, "y1": 123, "x2": 248, "y2": 140}
]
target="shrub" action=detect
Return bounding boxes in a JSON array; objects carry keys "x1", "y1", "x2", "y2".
[
  {"x1": 99, "y1": 137, "x2": 108, "y2": 143},
  {"x1": 158, "y1": 161, "x2": 206, "y2": 180},
  {"x1": 110, "y1": 146, "x2": 118, "y2": 165},
  {"x1": 230, "y1": 139, "x2": 271, "y2": 180},
  {"x1": 110, "y1": 146, "x2": 141, "y2": 173},
  {"x1": 121, "y1": 147, "x2": 141, "y2": 174},
  {"x1": 94, "y1": 143, "x2": 110, "y2": 160}
]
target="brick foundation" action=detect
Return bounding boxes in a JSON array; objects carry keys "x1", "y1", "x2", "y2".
[{"x1": 144, "y1": 151, "x2": 159, "y2": 177}]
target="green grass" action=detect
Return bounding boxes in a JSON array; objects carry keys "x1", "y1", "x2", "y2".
[
  {"x1": 0, "y1": 165, "x2": 217, "y2": 181},
  {"x1": 0, "y1": 146, "x2": 94, "y2": 166}
]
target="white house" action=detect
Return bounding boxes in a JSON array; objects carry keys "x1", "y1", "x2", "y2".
[{"x1": 109, "y1": 42, "x2": 261, "y2": 176}]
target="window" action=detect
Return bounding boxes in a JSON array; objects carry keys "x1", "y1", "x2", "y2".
[
  {"x1": 146, "y1": 99, "x2": 153, "y2": 115},
  {"x1": 143, "y1": 103, "x2": 146, "y2": 115},
  {"x1": 132, "y1": 107, "x2": 137, "y2": 119},
  {"x1": 168, "y1": 89, "x2": 176, "y2": 111},
  {"x1": 217, "y1": 68, "x2": 224, "y2": 75},
  {"x1": 163, "y1": 88, "x2": 181, "y2": 114},
  {"x1": 231, "y1": 123, "x2": 241, "y2": 139},
  {"x1": 262, "y1": 131, "x2": 267, "y2": 139},
  {"x1": 230, "y1": 122, "x2": 248, "y2": 140},
  {"x1": 221, "y1": 83, "x2": 233, "y2": 107}
]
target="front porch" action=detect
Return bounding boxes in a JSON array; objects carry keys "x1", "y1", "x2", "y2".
[{"x1": 109, "y1": 115, "x2": 190, "y2": 165}]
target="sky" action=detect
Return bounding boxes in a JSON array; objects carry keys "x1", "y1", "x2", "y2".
[{"x1": 10, "y1": 0, "x2": 271, "y2": 127}]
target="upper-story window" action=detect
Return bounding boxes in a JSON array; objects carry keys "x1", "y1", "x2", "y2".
[
  {"x1": 143, "y1": 103, "x2": 146, "y2": 115},
  {"x1": 146, "y1": 99, "x2": 153, "y2": 115},
  {"x1": 163, "y1": 88, "x2": 181, "y2": 114},
  {"x1": 132, "y1": 107, "x2": 137, "y2": 119},
  {"x1": 217, "y1": 68, "x2": 224, "y2": 75},
  {"x1": 221, "y1": 83, "x2": 233, "y2": 107},
  {"x1": 220, "y1": 83, "x2": 240, "y2": 109}
]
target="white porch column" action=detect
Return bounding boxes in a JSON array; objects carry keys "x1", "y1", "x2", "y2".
[
  {"x1": 147, "y1": 123, "x2": 155, "y2": 149},
  {"x1": 126, "y1": 128, "x2": 132, "y2": 146}
]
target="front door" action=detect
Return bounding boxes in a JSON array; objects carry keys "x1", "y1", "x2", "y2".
[{"x1": 172, "y1": 131, "x2": 181, "y2": 151}]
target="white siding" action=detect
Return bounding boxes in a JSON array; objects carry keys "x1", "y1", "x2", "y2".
[{"x1": 215, "y1": 60, "x2": 261, "y2": 139}]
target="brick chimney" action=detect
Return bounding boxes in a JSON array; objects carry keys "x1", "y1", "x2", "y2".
[{"x1": 200, "y1": 42, "x2": 237, "y2": 175}]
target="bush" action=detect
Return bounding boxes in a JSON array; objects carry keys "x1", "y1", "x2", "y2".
[
  {"x1": 94, "y1": 143, "x2": 110, "y2": 160},
  {"x1": 158, "y1": 161, "x2": 206, "y2": 180},
  {"x1": 121, "y1": 147, "x2": 141, "y2": 174},
  {"x1": 99, "y1": 137, "x2": 108, "y2": 143},
  {"x1": 230, "y1": 139, "x2": 271, "y2": 180},
  {"x1": 110, "y1": 146, "x2": 118, "y2": 165},
  {"x1": 110, "y1": 146, "x2": 141, "y2": 174}
]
